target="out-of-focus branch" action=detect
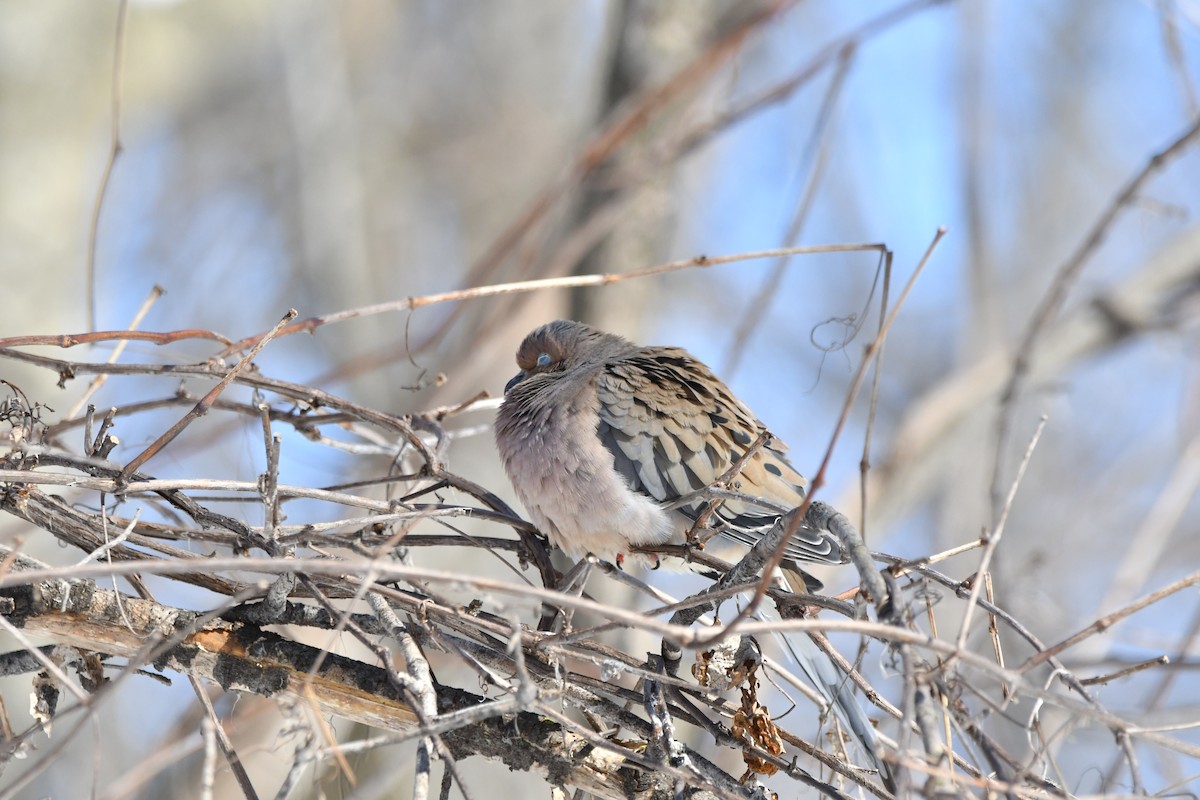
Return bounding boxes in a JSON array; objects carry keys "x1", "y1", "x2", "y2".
[
  {"x1": 993, "y1": 116, "x2": 1200, "y2": 509},
  {"x1": 861, "y1": 226, "x2": 1200, "y2": 527}
]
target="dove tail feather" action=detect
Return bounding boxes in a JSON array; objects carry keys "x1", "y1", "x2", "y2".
[{"x1": 777, "y1": 571, "x2": 892, "y2": 790}]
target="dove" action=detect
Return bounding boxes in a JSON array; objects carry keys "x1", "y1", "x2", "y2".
[{"x1": 495, "y1": 319, "x2": 889, "y2": 787}]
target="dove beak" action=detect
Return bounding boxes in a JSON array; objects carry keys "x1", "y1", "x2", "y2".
[{"x1": 504, "y1": 371, "x2": 526, "y2": 394}]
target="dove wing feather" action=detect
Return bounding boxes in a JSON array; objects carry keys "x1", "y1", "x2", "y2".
[{"x1": 594, "y1": 347, "x2": 844, "y2": 566}]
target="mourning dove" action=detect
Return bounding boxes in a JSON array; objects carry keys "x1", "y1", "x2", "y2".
[
  {"x1": 494, "y1": 319, "x2": 844, "y2": 590},
  {"x1": 495, "y1": 320, "x2": 888, "y2": 785}
]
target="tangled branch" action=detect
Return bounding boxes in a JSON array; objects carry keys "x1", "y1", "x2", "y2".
[{"x1": 0, "y1": 318, "x2": 1196, "y2": 800}]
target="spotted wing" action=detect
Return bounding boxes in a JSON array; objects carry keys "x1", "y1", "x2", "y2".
[{"x1": 594, "y1": 346, "x2": 843, "y2": 566}]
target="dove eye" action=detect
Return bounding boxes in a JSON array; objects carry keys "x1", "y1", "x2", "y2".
[{"x1": 535, "y1": 352, "x2": 552, "y2": 368}]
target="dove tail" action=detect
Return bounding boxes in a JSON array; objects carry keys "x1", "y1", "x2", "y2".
[{"x1": 777, "y1": 570, "x2": 892, "y2": 790}]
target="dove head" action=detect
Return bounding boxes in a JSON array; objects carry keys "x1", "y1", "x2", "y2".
[{"x1": 505, "y1": 320, "x2": 635, "y2": 394}]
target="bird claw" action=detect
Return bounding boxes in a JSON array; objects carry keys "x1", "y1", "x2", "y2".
[{"x1": 615, "y1": 552, "x2": 661, "y2": 569}]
